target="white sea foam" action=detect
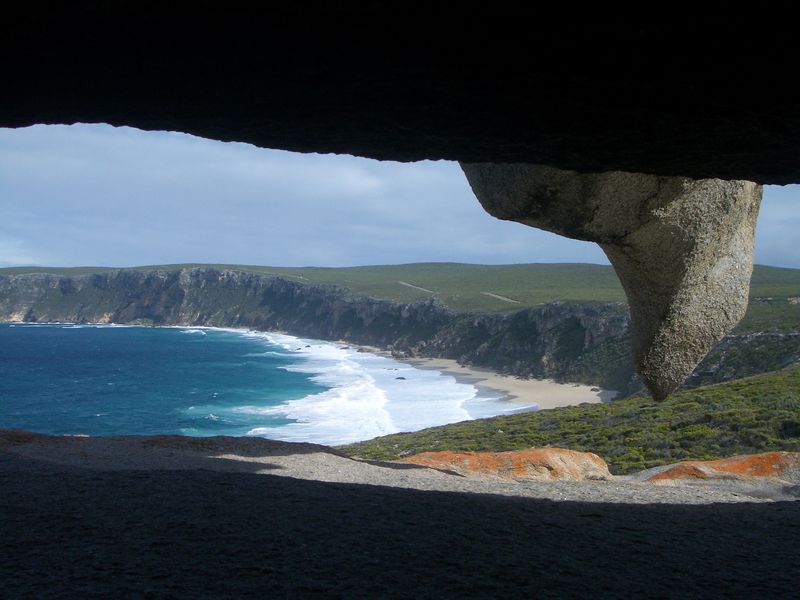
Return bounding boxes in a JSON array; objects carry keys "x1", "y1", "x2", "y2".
[
  {"x1": 3, "y1": 322, "x2": 537, "y2": 445},
  {"x1": 230, "y1": 331, "x2": 536, "y2": 446},
  {"x1": 242, "y1": 350, "x2": 292, "y2": 358}
]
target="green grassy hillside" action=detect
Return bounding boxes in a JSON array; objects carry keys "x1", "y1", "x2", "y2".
[
  {"x1": 0, "y1": 263, "x2": 626, "y2": 309},
  {"x1": 339, "y1": 367, "x2": 800, "y2": 475},
  {"x1": 3, "y1": 262, "x2": 799, "y2": 316}
]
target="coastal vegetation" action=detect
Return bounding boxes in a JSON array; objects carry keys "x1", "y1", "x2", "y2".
[{"x1": 339, "y1": 367, "x2": 800, "y2": 475}]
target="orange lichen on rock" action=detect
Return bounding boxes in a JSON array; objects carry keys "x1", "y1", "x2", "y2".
[
  {"x1": 647, "y1": 452, "x2": 800, "y2": 483},
  {"x1": 647, "y1": 463, "x2": 715, "y2": 481},
  {"x1": 400, "y1": 448, "x2": 612, "y2": 482}
]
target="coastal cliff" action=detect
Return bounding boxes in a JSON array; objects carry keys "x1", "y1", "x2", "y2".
[
  {"x1": 0, "y1": 267, "x2": 634, "y2": 391},
  {"x1": 0, "y1": 267, "x2": 795, "y2": 395}
]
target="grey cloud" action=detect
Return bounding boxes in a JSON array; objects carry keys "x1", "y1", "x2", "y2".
[{"x1": 0, "y1": 124, "x2": 793, "y2": 269}]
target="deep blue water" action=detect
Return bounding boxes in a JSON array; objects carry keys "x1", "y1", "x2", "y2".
[
  {"x1": 0, "y1": 324, "x2": 324, "y2": 437},
  {"x1": 0, "y1": 324, "x2": 535, "y2": 444}
]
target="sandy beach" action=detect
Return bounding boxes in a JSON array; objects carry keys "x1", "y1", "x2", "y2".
[
  {"x1": 351, "y1": 343, "x2": 616, "y2": 411},
  {"x1": 402, "y1": 357, "x2": 617, "y2": 410}
]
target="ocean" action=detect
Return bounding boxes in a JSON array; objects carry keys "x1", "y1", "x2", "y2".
[{"x1": 0, "y1": 324, "x2": 534, "y2": 445}]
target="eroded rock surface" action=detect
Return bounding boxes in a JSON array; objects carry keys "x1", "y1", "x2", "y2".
[
  {"x1": 400, "y1": 448, "x2": 612, "y2": 481},
  {"x1": 641, "y1": 452, "x2": 800, "y2": 484},
  {"x1": 461, "y1": 163, "x2": 762, "y2": 399}
]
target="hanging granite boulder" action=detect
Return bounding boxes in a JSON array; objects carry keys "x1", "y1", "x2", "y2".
[{"x1": 461, "y1": 163, "x2": 762, "y2": 400}]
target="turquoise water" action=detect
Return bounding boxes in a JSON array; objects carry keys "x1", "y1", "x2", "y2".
[
  {"x1": 0, "y1": 324, "x2": 324, "y2": 437},
  {"x1": 0, "y1": 324, "x2": 535, "y2": 444}
]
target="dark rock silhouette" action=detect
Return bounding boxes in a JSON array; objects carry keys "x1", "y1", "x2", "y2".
[{"x1": 2, "y1": 10, "x2": 798, "y2": 183}]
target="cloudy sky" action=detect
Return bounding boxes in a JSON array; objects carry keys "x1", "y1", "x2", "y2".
[{"x1": 0, "y1": 124, "x2": 797, "y2": 269}]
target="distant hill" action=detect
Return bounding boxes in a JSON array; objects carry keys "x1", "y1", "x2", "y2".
[
  {"x1": 0, "y1": 263, "x2": 627, "y2": 309},
  {"x1": 3, "y1": 262, "x2": 799, "y2": 314}
]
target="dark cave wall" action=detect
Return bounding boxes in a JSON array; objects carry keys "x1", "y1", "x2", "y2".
[{"x1": 2, "y1": 7, "x2": 800, "y2": 183}]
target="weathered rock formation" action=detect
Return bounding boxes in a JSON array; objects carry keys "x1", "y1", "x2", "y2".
[
  {"x1": 399, "y1": 447, "x2": 800, "y2": 498},
  {"x1": 401, "y1": 448, "x2": 612, "y2": 482},
  {"x1": 462, "y1": 163, "x2": 762, "y2": 399},
  {"x1": 640, "y1": 452, "x2": 800, "y2": 485}
]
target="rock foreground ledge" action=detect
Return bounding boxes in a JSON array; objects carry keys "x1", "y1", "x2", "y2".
[
  {"x1": 2, "y1": 431, "x2": 797, "y2": 503},
  {"x1": 3, "y1": 435, "x2": 800, "y2": 598},
  {"x1": 461, "y1": 163, "x2": 762, "y2": 399}
]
